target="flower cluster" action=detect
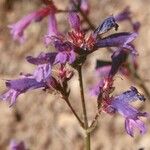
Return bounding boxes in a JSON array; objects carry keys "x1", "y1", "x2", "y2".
[
  {"x1": 0, "y1": 1, "x2": 149, "y2": 139},
  {"x1": 90, "y1": 8, "x2": 149, "y2": 136},
  {"x1": 8, "y1": 0, "x2": 90, "y2": 44}
]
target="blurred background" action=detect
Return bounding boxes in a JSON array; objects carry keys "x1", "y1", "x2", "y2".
[{"x1": 0, "y1": 0, "x2": 150, "y2": 149}]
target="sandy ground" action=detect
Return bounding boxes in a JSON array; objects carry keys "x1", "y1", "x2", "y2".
[{"x1": 0, "y1": 0, "x2": 150, "y2": 150}]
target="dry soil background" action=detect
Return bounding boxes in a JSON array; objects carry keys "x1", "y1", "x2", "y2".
[{"x1": 0, "y1": 0, "x2": 150, "y2": 150}]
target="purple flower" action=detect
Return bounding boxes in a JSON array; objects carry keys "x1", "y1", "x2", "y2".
[
  {"x1": 26, "y1": 52, "x2": 57, "y2": 81},
  {"x1": 105, "y1": 87, "x2": 149, "y2": 136},
  {"x1": 95, "y1": 32, "x2": 137, "y2": 53},
  {"x1": 115, "y1": 7, "x2": 131, "y2": 22},
  {"x1": 26, "y1": 52, "x2": 57, "y2": 65},
  {"x1": 54, "y1": 40, "x2": 76, "y2": 64},
  {"x1": 44, "y1": 11, "x2": 58, "y2": 46},
  {"x1": 9, "y1": 140, "x2": 26, "y2": 150},
  {"x1": 8, "y1": 5, "x2": 56, "y2": 43},
  {"x1": 109, "y1": 49, "x2": 128, "y2": 77},
  {"x1": 68, "y1": 12, "x2": 81, "y2": 31},
  {"x1": 94, "y1": 16, "x2": 119, "y2": 36},
  {"x1": 0, "y1": 76, "x2": 46, "y2": 106}
]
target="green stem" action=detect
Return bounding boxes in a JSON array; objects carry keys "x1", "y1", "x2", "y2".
[{"x1": 77, "y1": 66, "x2": 91, "y2": 150}]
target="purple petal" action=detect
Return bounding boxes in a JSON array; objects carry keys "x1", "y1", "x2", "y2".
[
  {"x1": 54, "y1": 40, "x2": 74, "y2": 52},
  {"x1": 96, "y1": 65, "x2": 111, "y2": 78},
  {"x1": 69, "y1": 50, "x2": 76, "y2": 63},
  {"x1": 26, "y1": 52, "x2": 57, "y2": 65},
  {"x1": 54, "y1": 52, "x2": 67, "y2": 64},
  {"x1": 68, "y1": 12, "x2": 80, "y2": 31},
  {"x1": 125, "y1": 118, "x2": 147, "y2": 137},
  {"x1": 6, "y1": 77, "x2": 46, "y2": 92},
  {"x1": 44, "y1": 12, "x2": 58, "y2": 46},
  {"x1": 0, "y1": 89, "x2": 20, "y2": 106},
  {"x1": 115, "y1": 7, "x2": 131, "y2": 22},
  {"x1": 0, "y1": 76, "x2": 47, "y2": 106},
  {"x1": 33, "y1": 64, "x2": 51, "y2": 82},
  {"x1": 114, "y1": 86, "x2": 145, "y2": 104},
  {"x1": 96, "y1": 32, "x2": 137, "y2": 49},
  {"x1": 109, "y1": 49, "x2": 128, "y2": 77},
  {"x1": 94, "y1": 16, "x2": 119, "y2": 36},
  {"x1": 133, "y1": 21, "x2": 141, "y2": 32},
  {"x1": 125, "y1": 118, "x2": 134, "y2": 136},
  {"x1": 90, "y1": 80, "x2": 104, "y2": 96}
]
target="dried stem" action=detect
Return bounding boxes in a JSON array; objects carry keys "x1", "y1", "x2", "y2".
[
  {"x1": 62, "y1": 95, "x2": 84, "y2": 128},
  {"x1": 77, "y1": 65, "x2": 91, "y2": 150}
]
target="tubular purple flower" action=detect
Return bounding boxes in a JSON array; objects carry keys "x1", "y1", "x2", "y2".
[
  {"x1": 9, "y1": 140, "x2": 26, "y2": 150},
  {"x1": 0, "y1": 76, "x2": 46, "y2": 106},
  {"x1": 106, "y1": 87, "x2": 149, "y2": 136},
  {"x1": 44, "y1": 12, "x2": 58, "y2": 46},
  {"x1": 115, "y1": 7, "x2": 131, "y2": 22},
  {"x1": 26, "y1": 52, "x2": 57, "y2": 65},
  {"x1": 68, "y1": 12, "x2": 81, "y2": 31},
  {"x1": 8, "y1": 5, "x2": 56, "y2": 43},
  {"x1": 95, "y1": 32, "x2": 137, "y2": 53}
]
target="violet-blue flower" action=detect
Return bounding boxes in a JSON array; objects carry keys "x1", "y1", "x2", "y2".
[
  {"x1": 105, "y1": 87, "x2": 149, "y2": 137},
  {"x1": 0, "y1": 76, "x2": 46, "y2": 106},
  {"x1": 95, "y1": 32, "x2": 137, "y2": 54}
]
